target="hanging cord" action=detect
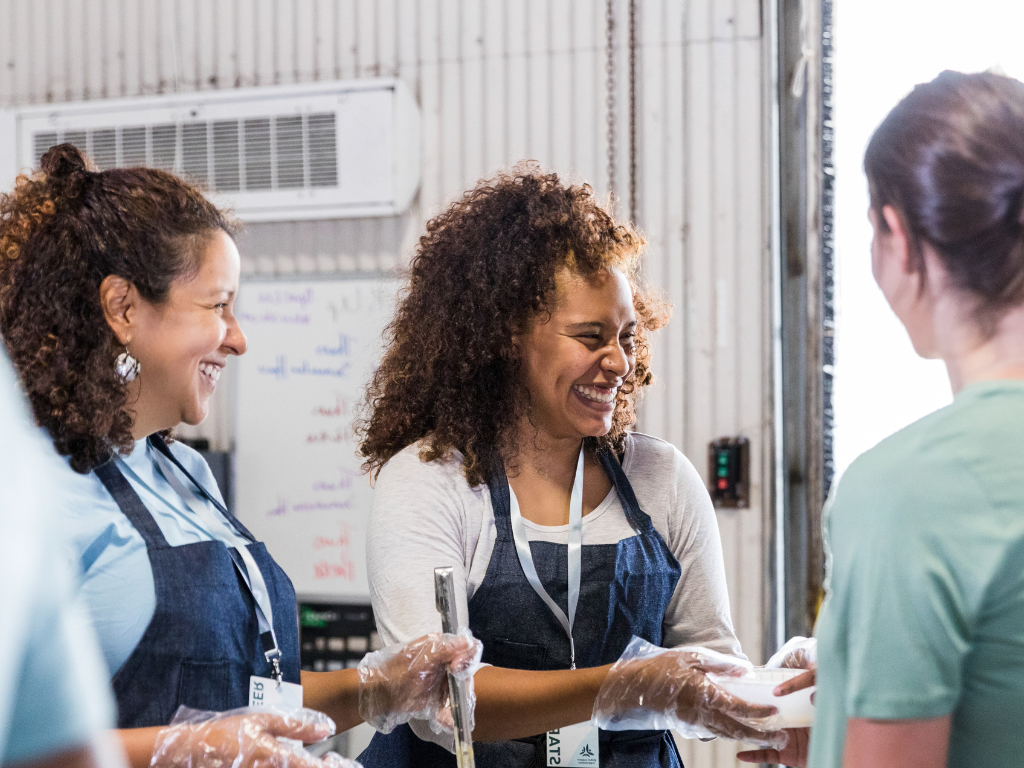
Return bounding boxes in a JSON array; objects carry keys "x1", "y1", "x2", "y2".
[
  {"x1": 628, "y1": 0, "x2": 638, "y2": 225},
  {"x1": 606, "y1": 0, "x2": 617, "y2": 207}
]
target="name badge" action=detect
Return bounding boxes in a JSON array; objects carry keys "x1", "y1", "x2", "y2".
[
  {"x1": 546, "y1": 722, "x2": 599, "y2": 767},
  {"x1": 249, "y1": 676, "x2": 304, "y2": 711}
]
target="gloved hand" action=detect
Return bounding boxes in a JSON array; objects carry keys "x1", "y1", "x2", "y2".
[
  {"x1": 737, "y1": 636, "x2": 818, "y2": 767},
  {"x1": 766, "y1": 635, "x2": 816, "y2": 671},
  {"x1": 592, "y1": 637, "x2": 788, "y2": 750},
  {"x1": 150, "y1": 706, "x2": 360, "y2": 768},
  {"x1": 766, "y1": 635, "x2": 816, "y2": 699},
  {"x1": 357, "y1": 628, "x2": 483, "y2": 736}
]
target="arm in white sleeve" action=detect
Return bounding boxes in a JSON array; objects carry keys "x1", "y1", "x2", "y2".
[
  {"x1": 366, "y1": 447, "x2": 482, "y2": 751},
  {"x1": 659, "y1": 448, "x2": 744, "y2": 658},
  {"x1": 366, "y1": 447, "x2": 475, "y2": 646}
]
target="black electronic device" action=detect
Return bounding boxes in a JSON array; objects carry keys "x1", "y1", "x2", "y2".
[
  {"x1": 299, "y1": 602, "x2": 380, "y2": 671},
  {"x1": 708, "y1": 436, "x2": 750, "y2": 508}
]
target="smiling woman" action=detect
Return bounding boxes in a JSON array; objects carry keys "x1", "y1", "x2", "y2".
[
  {"x1": 356, "y1": 167, "x2": 782, "y2": 768},
  {"x1": 0, "y1": 143, "x2": 475, "y2": 768},
  {"x1": 100, "y1": 229, "x2": 247, "y2": 438},
  {"x1": 0, "y1": 144, "x2": 240, "y2": 472}
]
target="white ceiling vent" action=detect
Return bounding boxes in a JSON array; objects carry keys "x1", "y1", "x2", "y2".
[{"x1": 0, "y1": 78, "x2": 420, "y2": 222}]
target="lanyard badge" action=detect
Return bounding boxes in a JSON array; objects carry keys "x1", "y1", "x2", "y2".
[
  {"x1": 508, "y1": 447, "x2": 599, "y2": 766},
  {"x1": 150, "y1": 448, "x2": 296, "y2": 698}
]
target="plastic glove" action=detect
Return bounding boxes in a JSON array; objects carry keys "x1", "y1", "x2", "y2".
[
  {"x1": 357, "y1": 628, "x2": 483, "y2": 736},
  {"x1": 592, "y1": 637, "x2": 788, "y2": 750},
  {"x1": 737, "y1": 637, "x2": 817, "y2": 766},
  {"x1": 151, "y1": 706, "x2": 361, "y2": 768},
  {"x1": 766, "y1": 636, "x2": 816, "y2": 671},
  {"x1": 766, "y1": 636, "x2": 816, "y2": 699}
]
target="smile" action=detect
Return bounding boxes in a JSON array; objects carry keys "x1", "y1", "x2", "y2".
[
  {"x1": 572, "y1": 384, "x2": 617, "y2": 404},
  {"x1": 199, "y1": 362, "x2": 222, "y2": 384}
]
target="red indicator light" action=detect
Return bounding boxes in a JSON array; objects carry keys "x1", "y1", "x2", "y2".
[{"x1": 717, "y1": 478, "x2": 728, "y2": 490}]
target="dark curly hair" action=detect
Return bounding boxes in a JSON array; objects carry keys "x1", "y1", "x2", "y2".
[
  {"x1": 358, "y1": 166, "x2": 670, "y2": 487},
  {"x1": 0, "y1": 144, "x2": 236, "y2": 473}
]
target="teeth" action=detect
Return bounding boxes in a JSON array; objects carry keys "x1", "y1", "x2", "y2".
[
  {"x1": 573, "y1": 384, "x2": 617, "y2": 404},
  {"x1": 199, "y1": 363, "x2": 221, "y2": 382}
]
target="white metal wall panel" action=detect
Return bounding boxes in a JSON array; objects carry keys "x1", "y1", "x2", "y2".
[{"x1": 0, "y1": 3, "x2": 768, "y2": 764}]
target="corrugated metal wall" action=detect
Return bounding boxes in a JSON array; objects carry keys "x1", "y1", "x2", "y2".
[{"x1": 0, "y1": 2, "x2": 769, "y2": 764}]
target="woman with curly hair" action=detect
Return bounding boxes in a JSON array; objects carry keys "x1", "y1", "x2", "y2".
[
  {"x1": 0, "y1": 144, "x2": 478, "y2": 768},
  {"x1": 357, "y1": 168, "x2": 781, "y2": 767}
]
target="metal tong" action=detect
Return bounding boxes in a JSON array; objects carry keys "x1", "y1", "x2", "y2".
[{"x1": 434, "y1": 566, "x2": 476, "y2": 768}]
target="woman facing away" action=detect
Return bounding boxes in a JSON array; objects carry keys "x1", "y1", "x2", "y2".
[
  {"x1": 355, "y1": 167, "x2": 784, "y2": 767},
  {"x1": 0, "y1": 144, "x2": 478, "y2": 768},
  {"x1": 739, "y1": 70, "x2": 1024, "y2": 768}
]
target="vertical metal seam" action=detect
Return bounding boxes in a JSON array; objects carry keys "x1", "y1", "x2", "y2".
[
  {"x1": 681, "y1": 0, "x2": 691, "y2": 455},
  {"x1": 312, "y1": 0, "x2": 320, "y2": 79},
  {"x1": 522, "y1": 0, "x2": 530, "y2": 155},
  {"x1": 374, "y1": 0, "x2": 382, "y2": 76},
  {"x1": 233, "y1": 0, "x2": 240, "y2": 86},
  {"x1": 546, "y1": 0, "x2": 554, "y2": 171},
  {"x1": 394, "y1": 0, "x2": 402, "y2": 78},
  {"x1": 272, "y1": 0, "x2": 280, "y2": 85},
  {"x1": 605, "y1": 0, "x2": 615, "y2": 204},
  {"x1": 194, "y1": 0, "x2": 202, "y2": 91},
  {"x1": 213, "y1": 0, "x2": 221, "y2": 88},
  {"x1": 118, "y1": 0, "x2": 126, "y2": 96},
  {"x1": 457, "y1": 0, "x2": 465, "y2": 186},
  {"x1": 136, "y1": 0, "x2": 144, "y2": 95},
  {"x1": 352, "y1": 0, "x2": 360, "y2": 78},
  {"x1": 478, "y1": 0, "x2": 487, "y2": 172},
  {"x1": 502, "y1": 0, "x2": 509, "y2": 164},
  {"x1": 708, "y1": 0, "x2": 718, "y2": 445},
  {"x1": 628, "y1": 0, "x2": 637, "y2": 224},
  {"x1": 292, "y1": 0, "x2": 299, "y2": 83},
  {"x1": 436, "y1": 0, "x2": 443, "y2": 199}
]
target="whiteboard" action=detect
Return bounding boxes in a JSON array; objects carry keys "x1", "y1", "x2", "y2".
[{"x1": 234, "y1": 278, "x2": 400, "y2": 601}]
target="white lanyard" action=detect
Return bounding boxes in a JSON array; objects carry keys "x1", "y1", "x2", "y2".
[
  {"x1": 508, "y1": 446, "x2": 584, "y2": 670},
  {"x1": 146, "y1": 450, "x2": 284, "y2": 680}
]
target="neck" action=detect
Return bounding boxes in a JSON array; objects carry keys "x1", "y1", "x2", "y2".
[
  {"x1": 512, "y1": 418, "x2": 583, "y2": 482},
  {"x1": 126, "y1": 381, "x2": 175, "y2": 440},
  {"x1": 940, "y1": 305, "x2": 1024, "y2": 393}
]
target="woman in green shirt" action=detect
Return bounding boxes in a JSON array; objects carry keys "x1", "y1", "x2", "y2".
[{"x1": 742, "y1": 70, "x2": 1024, "y2": 768}]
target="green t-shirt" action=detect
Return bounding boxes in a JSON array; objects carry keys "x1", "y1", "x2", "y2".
[{"x1": 809, "y1": 380, "x2": 1024, "y2": 768}]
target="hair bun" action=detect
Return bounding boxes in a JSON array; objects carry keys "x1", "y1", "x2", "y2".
[{"x1": 41, "y1": 143, "x2": 89, "y2": 189}]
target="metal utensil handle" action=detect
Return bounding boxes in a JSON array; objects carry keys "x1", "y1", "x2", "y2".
[{"x1": 434, "y1": 567, "x2": 476, "y2": 768}]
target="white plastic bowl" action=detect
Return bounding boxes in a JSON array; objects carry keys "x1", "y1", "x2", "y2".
[{"x1": 707, "y1": 667, "x2": 815, "y2": 729}]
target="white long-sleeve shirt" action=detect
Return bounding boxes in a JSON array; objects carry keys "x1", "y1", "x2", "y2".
[{"x1": 366, "y1": 431, "x2": 743, "y2": 748}]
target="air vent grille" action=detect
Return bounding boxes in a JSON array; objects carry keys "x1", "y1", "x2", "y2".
[{"x1": 32, "y1": 112, "x2": 339, "y2": 193}]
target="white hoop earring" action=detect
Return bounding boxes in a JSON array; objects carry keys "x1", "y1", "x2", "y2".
[{"x1": 116, "y1": 348, "x2": 140, "y2": 383}]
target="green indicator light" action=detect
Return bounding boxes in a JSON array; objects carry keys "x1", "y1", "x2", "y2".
[{"x1": 718, "y1": 467, "x2": 728, "y2": 477}]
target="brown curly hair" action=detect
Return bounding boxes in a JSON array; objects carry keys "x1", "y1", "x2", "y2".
[
  {"x1": 358, "y1": 166, "x2": 670, "y2": 486},
  {"x1": 0, "y1": 144, "x2": 236, "y2": 473}
]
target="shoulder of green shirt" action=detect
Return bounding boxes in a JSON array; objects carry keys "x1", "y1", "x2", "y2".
[{"x1": 833, "y1": 395, "x2": 997, "y2": 526}]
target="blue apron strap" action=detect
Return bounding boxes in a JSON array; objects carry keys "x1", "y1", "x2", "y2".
[
  {"x1": 598, "y1": 448, "x2": 655, "y2": 534},
  {"x1": 485, "y1": 461, "x2": 514, "y2": 542},
  {"x1": 148, "y1": 435, "x2": 258, "y2": 543},
  {"x1": 94, "y1": 458, "x2": 171, "y2": 550}
]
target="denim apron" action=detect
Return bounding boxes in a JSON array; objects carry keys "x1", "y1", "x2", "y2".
[
  {"x1": 359, "y1": 448, "x2": 684, "y2": 768},
  {"x1": 93, "y1": 436, "x2": 301, "y2": 728}
]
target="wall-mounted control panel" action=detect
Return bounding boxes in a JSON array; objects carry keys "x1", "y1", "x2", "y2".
[{"x1": 708, "y1": 436, "x2": 750, "y2": 508}]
